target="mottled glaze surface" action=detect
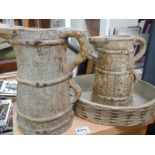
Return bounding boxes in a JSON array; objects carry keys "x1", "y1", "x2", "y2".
[{"x1": 90, "y1": 36, "x2": 146, "y2": 106}]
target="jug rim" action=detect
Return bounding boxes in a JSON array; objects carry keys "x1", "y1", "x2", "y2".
[
  {"x1": 0, "y1": 26, "x2": 84, "y2": 32},
  {"x1": 90, "y1": 35, "x2": 135, "y2": 42}
]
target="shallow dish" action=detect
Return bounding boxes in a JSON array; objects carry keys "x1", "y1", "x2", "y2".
[{"x1": 74, "y1": 74, "x2": 155, "y2": 126}]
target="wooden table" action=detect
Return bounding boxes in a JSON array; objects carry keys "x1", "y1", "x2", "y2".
[{"x1": 13, "y1": 107, "x2": 155, "y2": 135}]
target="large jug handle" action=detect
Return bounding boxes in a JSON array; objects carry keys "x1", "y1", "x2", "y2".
[
  {"x1": 134, "y1": 36, "x2": 147, "y2": 63},
  {"x1": 58, "y1": 28, "x2": 89, "y2": 71},
  {"x1": 69, "y1": 79, "x2": 82, "y2": 105},
  {"x1": 133, "y1": 71, "x2": 139, "y2": 83}
]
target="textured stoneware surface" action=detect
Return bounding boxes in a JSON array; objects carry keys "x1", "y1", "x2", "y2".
[{"x1": 0, "y1": 27, "x2": 89, "y2": 134}]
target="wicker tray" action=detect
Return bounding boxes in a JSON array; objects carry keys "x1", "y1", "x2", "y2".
[{"x1": 74, "y1": 74, "x2": 155, "y2": 126}]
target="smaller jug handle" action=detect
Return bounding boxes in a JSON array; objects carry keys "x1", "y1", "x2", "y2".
[
  {"x1": 134, "y1": 36, "x2": 147, "y2": 63},
  {"x1": 58, "y1": 28, "x2": 89, "y2": 71},
  {"x1": 69, "y1": 79, "x2": 82, "y2": 105}
]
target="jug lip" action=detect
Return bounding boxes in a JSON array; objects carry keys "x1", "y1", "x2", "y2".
[
  {"x1": 90, "y1": 35, "x2": 135, "y2": 41},
  {"x1": 0, "y1": 26, "x2": 84, "y2": 32}
]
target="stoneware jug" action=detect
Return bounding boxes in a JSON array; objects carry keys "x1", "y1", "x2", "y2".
[
  {"x1": 0, "y1": 27, "x2": 89, "y2": 134},
  {"x1": 90, "y1": 36, "x2": 146, "y2": 106}
]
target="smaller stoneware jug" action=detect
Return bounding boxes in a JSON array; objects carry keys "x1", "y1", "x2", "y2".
[
  {"x1": 90, "y1": 36, "x2": 147, "y2": 106},
  {"x1": 0, "y1": 27, "x2": 89, "y2": 134}
]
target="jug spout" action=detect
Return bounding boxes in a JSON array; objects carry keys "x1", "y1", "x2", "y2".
[
  {"x1": 89, "y1": 37, "x2": 109, "y2": 48},
  {"x1": 89, "y1": 37, "x2": 101, "y2": 44},
  {"x1": 0, "y1": 27, "x2": 16, "y2": 44}
]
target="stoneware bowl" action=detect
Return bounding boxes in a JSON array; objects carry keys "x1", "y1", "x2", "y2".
[{"x1": 74, "y1": 74, "x2": 155, "y2": 126}]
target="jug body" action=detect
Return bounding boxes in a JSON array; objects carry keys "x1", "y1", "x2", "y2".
[
  {"x1": 0, "y1": 27, "x2": 89, "y2": 134},
  {"x1": 90, "y1": 36, "x2": 146, "y2": 106}
]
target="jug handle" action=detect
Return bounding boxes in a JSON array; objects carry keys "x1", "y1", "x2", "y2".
[
  {"x1": 58, "y1": 28, "x2": 89, "y2": 71},
  {"x1": 134, "y1": 36, "x2": 147, "y2": 63},
  {"x1": 69, "y1": 79, "x2": 82, "y2": 105}
]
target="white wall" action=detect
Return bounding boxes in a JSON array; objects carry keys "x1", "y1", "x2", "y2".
[
  {"x1": 109, "y1": 19, "x2": 138, "y2": 35},
  {"x1": 70, "y1": 19, "x2": 86, "y2": 29},
  {"x1": 100, "y1": 19, "x2": 110, "y2": 36},
  {"x1": 65, "y1": 19, "x2": 139, "y2": 37},
  {"x1": 100, "y1": 19, "x2": 138, "y2": 36}
]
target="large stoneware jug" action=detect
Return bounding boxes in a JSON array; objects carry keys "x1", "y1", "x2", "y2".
[
  {"x1": 0, "y1": 27, "x2": 89, "y2": 134},
  {"x1": 90, "y1": 36, "x2": 146, "y2": 106}
]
